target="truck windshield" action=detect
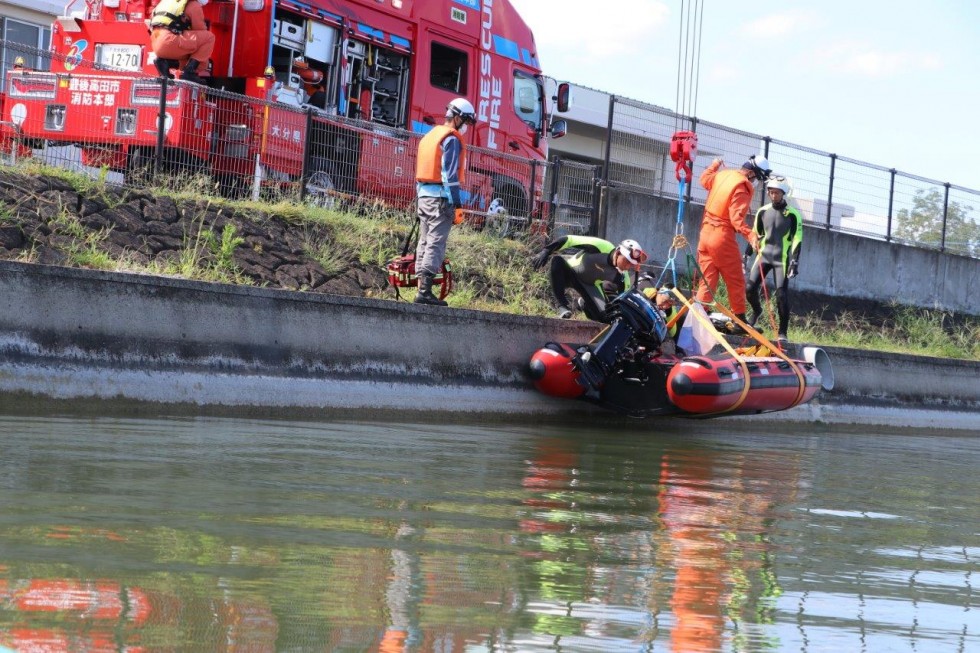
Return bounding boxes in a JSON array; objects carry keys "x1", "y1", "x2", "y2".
[{"x1": 513, "y1": 72, "x2": 543, "y2": 132}]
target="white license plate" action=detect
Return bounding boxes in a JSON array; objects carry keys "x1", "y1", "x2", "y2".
[{"x1": 97, "y1": 44, "x2": 143, "y2": 71}]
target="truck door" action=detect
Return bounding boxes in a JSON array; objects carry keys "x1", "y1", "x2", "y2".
[{"x1": 411, "y1": 22, "x2": 476, "y2": 136}]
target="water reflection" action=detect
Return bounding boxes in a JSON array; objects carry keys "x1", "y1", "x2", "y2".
[{"x1": 0, "y1": 415, "x2": 975, "y2": 652}]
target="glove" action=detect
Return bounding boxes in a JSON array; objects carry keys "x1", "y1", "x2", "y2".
[
  {"x1": 788, "y1": 261, "x2": 799, "y2": 278},
  {"x1": 454, "y1": 208, "x2": 465, "y2": 225},
  {"x1": 530, "y1": 248, "x2": 550, "y2": 270}
]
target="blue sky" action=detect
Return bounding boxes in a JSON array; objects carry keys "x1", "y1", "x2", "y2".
[{"x1": 509, "y1": 0, "x2": 980, "y2": 190}]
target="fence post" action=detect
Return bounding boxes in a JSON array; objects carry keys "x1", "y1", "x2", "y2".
[
  {"x1": 886, "y1": 168, "x2": 896, "y2": 242},
  {"x1": 529, "y1": 158, "x2": 539, "y2": 224},
  {"x1": 546, "y1": 156, "x2": 561, "y2": 239},
  {"x1": 602, "y1": 95, "x2": 615, "y2": 187},
  {"x1": 825, "y1": 153, "x2": 836, "y2": 229},
  {"x1": 596, "y1": 95, "x2": 616, "y2": 239},
  {"x1": 299, "y1": 108, "x2": 313, "y2": 203},
  {"x1": 595, "y1": 182, "x2": 607, "y2": 239},
  {"x1": 940, "y1": 182, "x2": 951, "y2": 252},
  {"x1": 154, "y1": 76, "x2": 169, "y2": 179},
  {"x1": 591, "y1": 164, "x2": 601, "y2": 235}
]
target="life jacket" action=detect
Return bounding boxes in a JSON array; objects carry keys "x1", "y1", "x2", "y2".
[
  {"x1": 415, "y1": 124, "x2": 466, "y2": 184},
  {"x1": 150, "y1": 0, "x2": 191, "y2": 32},
  {"x1": 704, "y1": 169, "x2": 753, "y2": 218}
]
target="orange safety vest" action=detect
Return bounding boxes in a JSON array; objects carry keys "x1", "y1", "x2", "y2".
[
  {"x1": 704, "y1": 169, "x2": 752, "y2": 219},
  {"x1": 415, "y1": 124, "x2": 466, "y2": 184}
]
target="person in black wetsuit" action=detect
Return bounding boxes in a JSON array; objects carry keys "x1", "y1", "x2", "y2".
[
  {"x1": 744, "y1": 175, "x2": 803, "y2": 344},
  {"x1": 531, "y1": 235, "x2": 648, "y2": 321}
]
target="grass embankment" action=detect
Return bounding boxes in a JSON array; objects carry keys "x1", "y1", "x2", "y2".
[{"x1": 4, "y1": 163, "x2": 978, "y2": 361}]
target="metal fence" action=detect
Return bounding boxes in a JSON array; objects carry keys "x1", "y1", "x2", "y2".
[
  {"x1": 0, "y1": 40, "x2": 599, "y2": 245},
  {"x1": 603, "y1": 95, "x2": 980, "y2": 259}
]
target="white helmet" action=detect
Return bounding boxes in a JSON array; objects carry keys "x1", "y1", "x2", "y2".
[
  {"x1": 766, "y1": 175, "x2": 791, "y2": 195},
  {"x1": 743, "y1": 155, "x2": 771, "y2": 181},
  {"x1": 617, "y1": 239, "x2": 648, "y2": 265},
  {"x1": 446, "y1": 98, "x2": 477, "y2": 124}
]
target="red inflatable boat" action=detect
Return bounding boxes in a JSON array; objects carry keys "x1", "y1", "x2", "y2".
[
  {"x1": 528, "y1": 289, "x2": 835, "y2": 419},
  {"x1": 666, "y1": 351, "x2": 826, "y2": 415}
]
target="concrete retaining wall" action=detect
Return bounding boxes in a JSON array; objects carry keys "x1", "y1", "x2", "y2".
[
  {"x1": 0, "y1": 260, "x2": 977, "y2": 428},
  {"x1": 602, "y1": 189, "x2": 980, "y2": 315}
]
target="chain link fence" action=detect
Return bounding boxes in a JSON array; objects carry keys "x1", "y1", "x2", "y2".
[
  {"x1": 0, "y1": 40, "x2": 586, "y2": 244},
  {"x1": 601, "y1": 95, "x2": 979, "y2": 259}
]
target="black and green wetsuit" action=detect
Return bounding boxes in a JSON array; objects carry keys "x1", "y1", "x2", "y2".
[
  {"x1": 745, "y1": 200, "x2": 803, "y2": 337},
  {"x1": 538, "y1": 235, "x2": 632, "y2": 321}
]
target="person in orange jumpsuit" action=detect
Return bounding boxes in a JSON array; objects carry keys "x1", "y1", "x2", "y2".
[
  {"x1": 695, "y1": 156, "x2": 770, "y2": 322},
  {"x1": 149, "y1": 0, "x2": 215, "y2": 83}
]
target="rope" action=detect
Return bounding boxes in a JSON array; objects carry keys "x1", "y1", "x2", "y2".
[
  {"x1": 748, "y1": 247, "x2": 780, "y2": 340},
  {"x1": 655, "y1": 178, "x2": 690, "y2": 289}
]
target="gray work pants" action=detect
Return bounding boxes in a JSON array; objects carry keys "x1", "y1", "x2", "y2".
[{"x1": 415, "y1": 196, "x2": 453, "y2": 276}]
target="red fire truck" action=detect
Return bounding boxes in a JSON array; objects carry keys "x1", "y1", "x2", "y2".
[{"x1": 1, "y1": 0, "x2": 568, "y2": 215}]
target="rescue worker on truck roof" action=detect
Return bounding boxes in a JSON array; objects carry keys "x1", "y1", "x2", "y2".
[
  {"x1": 413, "y1": 97, "x2": 477, "y2": 306},
  {"x1": 694, "y1": 154, "x2": 770, "y2": 328},
  {"x1": 149, "y1": 0, "x2": 215, "y2": 84}
]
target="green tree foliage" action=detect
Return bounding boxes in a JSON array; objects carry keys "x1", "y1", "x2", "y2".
[{"x1": 894, "y1": 188, "x2": 979, "y2": 256}]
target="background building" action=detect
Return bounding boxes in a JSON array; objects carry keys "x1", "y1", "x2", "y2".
[{"x1": 0, "y1": 0, "x2": 59, "y2": 91}]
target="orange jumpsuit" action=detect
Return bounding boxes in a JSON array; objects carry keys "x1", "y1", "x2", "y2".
[
  {"x1": 150, "y1": 0, "x2": 215, "y2": 66},
  {"x1": 695, "y1": 160, "x2": 758, "y2": 314}
]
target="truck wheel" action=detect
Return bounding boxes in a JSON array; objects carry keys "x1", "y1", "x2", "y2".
[
  {"x1": 489, "y1": 182, "x2": 528, "y2": 238},
  {"x1": 306, "y1": 170, "x2": 337, "y2": 209}
]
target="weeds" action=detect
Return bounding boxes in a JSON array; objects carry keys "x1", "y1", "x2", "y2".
[
  {"x1": 3, "y1": 162, "x2": 976, "y2": 361},
  {"x1": 204, "y1": 223, "x2": 245, "y2": 275}
]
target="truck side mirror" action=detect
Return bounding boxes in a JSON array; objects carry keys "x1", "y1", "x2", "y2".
[
  {"x1": 555, "y1": 82, "x2": 570, "y2": 113},
  {"x1": 550, "y1": 119, "x2": 567, "y2": 139}
]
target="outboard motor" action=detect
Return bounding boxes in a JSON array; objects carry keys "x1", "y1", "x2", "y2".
[{"x1": 572, "y1": 289, "x2": 668, "y2": 392}]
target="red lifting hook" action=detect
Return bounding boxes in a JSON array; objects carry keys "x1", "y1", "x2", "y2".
[{"x1": 670, "y1": 130, "x2": 698, "y2": 182}]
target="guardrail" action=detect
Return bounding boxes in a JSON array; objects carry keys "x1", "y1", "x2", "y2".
[{"x1": 601, "y1": 95, "x2": 979, "y2": 259}]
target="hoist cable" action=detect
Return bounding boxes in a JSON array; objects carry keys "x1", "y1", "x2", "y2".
[
  {"x1": 674, "y1": 0, "x2": 687, "y2": 130},
  {"x1": 690, "y1": 0, "x2": 704, "y2": 119}
]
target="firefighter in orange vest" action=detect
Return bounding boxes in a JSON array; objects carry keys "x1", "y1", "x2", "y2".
[
  {"x1": 413, "y1": 98, "x2": 477, "y2": 306},
  {"x1": 149, "y1": 0, "x2": 215, "y2": 84},
  {"x1": 695, "y1": 155, "x2": 770, "y2": 324}
]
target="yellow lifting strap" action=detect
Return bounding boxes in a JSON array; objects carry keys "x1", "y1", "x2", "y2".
[
  {"x1": 670, "y1": 288, "x2": 752, "y2": 414},
  {"x1": 710, "y1": 301, "x2": 808, "y2": 408}
]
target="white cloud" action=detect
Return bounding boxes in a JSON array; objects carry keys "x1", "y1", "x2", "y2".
[
  {"x1": 740, "y1": 10, "x2": 821, "y2": 39},
  {"x1": 808, "y1": 41, "x2": 943, "y2": 77},
  {"x1": 512, "y1": 0, "x2": 670, "y2": 61}
]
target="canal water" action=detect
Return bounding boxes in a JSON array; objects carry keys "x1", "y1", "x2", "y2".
[{"x1": 0, "y1": 413, "x2": 975, "y2": 652}]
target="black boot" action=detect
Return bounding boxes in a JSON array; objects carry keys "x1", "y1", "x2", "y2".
[
  {"x1": 728, "y1": 313, "x2": 749, "y2": 335},
  {"x1": 154, "y1": 57, "x2": 175, "y2": 79},
  {"x1": 414, "y1": 272, "x2": 447, "y2": 306},
  {"x1": 180, "y1": 58, "x2": 204, "y2": 84}
]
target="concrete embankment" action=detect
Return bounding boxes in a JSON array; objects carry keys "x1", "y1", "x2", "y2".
[{"x1": 0, "y1": 260, "x2": 977, "y2": 430}]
